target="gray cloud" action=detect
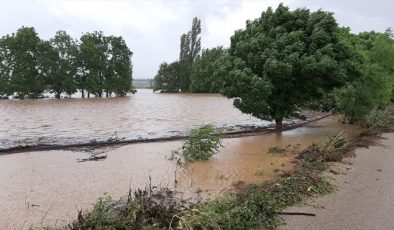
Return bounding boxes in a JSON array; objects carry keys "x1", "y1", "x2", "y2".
[{"x1": 0, "y1": 0, "x2": 392, "y2": 79}]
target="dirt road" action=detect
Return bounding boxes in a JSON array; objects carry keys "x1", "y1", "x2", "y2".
[{"x1": 280, "y1": 133, "x2": 394, "y2": 230}]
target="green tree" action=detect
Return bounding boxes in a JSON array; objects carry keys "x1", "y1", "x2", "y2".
[
  {"x1": 179, "y1": 17, "x2": 201, "y2": 92},
  {"x1": 335, "y1": 30, "x2": 394, "y2": 121},
  {"x1": 153, "y1": 62, "x2": 180, "y2": 93},
  {"x1": 47, "y1": 30, "x2": 78, "y2": 98},
  {"x1": 80, "y1": 31, "x2": 107, "y2": 98},
  {"x1": 220, "y1": 4, "x2": 352, "y2": 130},
  {"x1": 190, "y1": 47, "x2": 227, "y2": 93},
  {"x1": 0, "y1": 37, "x2": 12, "y2": 97},
  {"x1": 2, "y1": 27, "x2": 46, "y2": 98},
  {"x1": 105, "y1": 36, "x2": 133, "y2": 96}
]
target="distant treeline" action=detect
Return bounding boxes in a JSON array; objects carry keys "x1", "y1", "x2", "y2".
[{"x1": 0, "y1": 27, "x2": 133, "y2": 99}]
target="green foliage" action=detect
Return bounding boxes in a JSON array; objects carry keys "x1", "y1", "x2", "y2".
[
  {"x1": 170, "y1": 124, "x2": 223, "y2": 164},
  {"x1": 335, "y1": 30, "x2": 394, "y2": 121},
  {"x1": 220, "y1": 4, "x2": 353, "y2": 130},
  {"x1": 0, "y1": 27, "x2": 133, "y2": 99},
  {"x1": 0, "y1": 27, "x2": 46, "y2": 98},
  {"x1": 105, "y1": 36, "x2": 133, "y2": 96},
  {"x1": 363, "y1": 104, "x2": 394, "y2": 133},
  {"x1": 65, "y1": 187, "x2": 186, "y2": 230},
  {"x1": 179, "y1": 191, "x2": 279, "y2": 230},
  {"x1": 154, "y1": 17, "x2": 201, "y2": 93},
  {"x1": 319, "y1": 131, "x2": 347, "y2": 152},
  {"x1": 179, "y1": 17, "x2": 201, "y2": 92},
  {"x1": 79, "y1": 31, "x2": 108, "y2": 97},
  {"x1": 153, "y1": 62, "x2": 180, "y2": 92},
  {"x1": 45, "y1": 30, "x2": 78, "y2": 98},
  {"x1": 190, "y1": 47, "x2": 227, "y2": 93}
]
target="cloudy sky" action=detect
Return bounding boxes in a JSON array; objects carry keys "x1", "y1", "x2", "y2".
[{"x1": 0, "y1": 0, "x2": 393, "y2": 79}]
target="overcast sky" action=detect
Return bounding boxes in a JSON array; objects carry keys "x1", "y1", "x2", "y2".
[{"x1": 0, "y1": 0, "x2": 393, "y2": 79}]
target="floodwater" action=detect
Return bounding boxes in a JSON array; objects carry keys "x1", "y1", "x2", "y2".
[
  {"x1": 0, "y1": 116, "x2": 360, "y2": 229},
  {"x1": 0, "y1": 89, "x2": 270, "y2": 149}
]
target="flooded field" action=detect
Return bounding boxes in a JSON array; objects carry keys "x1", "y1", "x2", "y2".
[
  {"x1": 0, "y1": 89, "x2": 270, "y2": 150},
  {"x1": 0, "y1": 116, "x2": 360, "y2": 229}
]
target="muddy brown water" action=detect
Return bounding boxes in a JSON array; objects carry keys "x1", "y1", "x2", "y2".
[
  {"x1": 0, "y1": 89, "x2": 271, "y2": 150},
  {"x1": 0, "y1": 116, "x2": 360, "y2": 229}
]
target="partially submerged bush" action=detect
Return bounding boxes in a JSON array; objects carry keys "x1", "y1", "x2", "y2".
[
  {"x1": 363, "y1": 104, "x2": 394, "y2": 133},
  {"x1": 298, "y1": 132, "x2": 347, "y2": 163},
  {"x1": 268, "y1": 144, "x2": 301, "y2": 154},
  {"x1": 170, "y1": 124, "x2": 224, "y2": 164},
  {"x1": 319, "y1": 131, "x2": 347, "y2": 152},
  {"x1": 268, "y1": 146, "x2": 287, "y2": 154}
]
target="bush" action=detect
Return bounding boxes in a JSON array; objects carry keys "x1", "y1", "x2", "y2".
[
  {"x1": 169, "y1": 124, "x2": 224, "y2": 164},
  {"x1": 363, "y1": 104, "x2": 394, "y2": 133},
  {"x1": 319, "y1": 131, "x2": 347, "y2": 152},
  {"x1": 66, "y1": 187, "x2": 187, "y2": 229}
]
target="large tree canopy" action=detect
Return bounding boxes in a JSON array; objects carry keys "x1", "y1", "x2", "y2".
[
  {"x1": 0, "y1": 27, "x2": 46, "y2": 98},
  {"x1": 46, "y1": 30, "x2": 78, "y2": 98},
  {"x1": 221, "y1": 4, "x2": 354, "y2": 130}
]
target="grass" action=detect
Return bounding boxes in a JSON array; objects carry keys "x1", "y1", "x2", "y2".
[
  {"x1": 39, "y1": 106, "x2": 394, "y2": 230},
  {"x1": 268, "y1": 144, "x2": 301, "y2": 154}
]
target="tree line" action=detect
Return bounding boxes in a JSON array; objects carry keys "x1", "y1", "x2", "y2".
[
  {"x1": 0, "y1": 27, "x2": 133, "y2": 99},
  {"x1": 154, "y1": 4, "x2": 394, "y2": 130},
  {"x1": 153, "y1": 17, "x2": 228, "y2": 93}
]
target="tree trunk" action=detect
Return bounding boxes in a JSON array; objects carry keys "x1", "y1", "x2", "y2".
[
  {"x1": 88, "y1": 92, "x2": 90, "y2": 98},
  {"x1": 81, "y1": 89, "x2": 85, "y2": 99},
  {"x1": 55, "y1": 92, "x2": 61, "y2": 99},
  {"x1": 275, "y1": 118, "x2": 283, "y2": 131}
]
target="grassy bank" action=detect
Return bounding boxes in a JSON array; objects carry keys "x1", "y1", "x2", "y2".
[{"x1": 38, "y1": 106, "x2": 394, "y2": 230}]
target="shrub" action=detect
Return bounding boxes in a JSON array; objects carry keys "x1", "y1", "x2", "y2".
[
  {"x1": 363, "y1": 104, "x2": 394, "y2": 133},
  {"x1": 170, "y1": 124, "x2": 224, "y2": 164}
]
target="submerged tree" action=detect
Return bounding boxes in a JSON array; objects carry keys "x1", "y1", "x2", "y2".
[
  {"x1": 80, "y1": 31, "x2": 107, "y2": 98},
  {"x1": 220, "y1": 4, "x2": 354, "y2": 130},
  {"x1": 105, "y1": 36, "x2": 133, "y2": 96},
  {"x1": 44, "y1": 30, "x2": 79, "y2": 98},
  {"x1": 0, "y1": 27, "x2": 133, "y2": 99},
  {"x1": 1, "y1": 27, "x2": 46, "y2": 98}
]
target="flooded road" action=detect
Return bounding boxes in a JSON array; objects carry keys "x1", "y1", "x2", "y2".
[
  {"x1": 0, "y1": 89, "x2": 269, "y2": 149},
  {"x1": 0, "y1": 117, "x2": 360, "y2": 229}
]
